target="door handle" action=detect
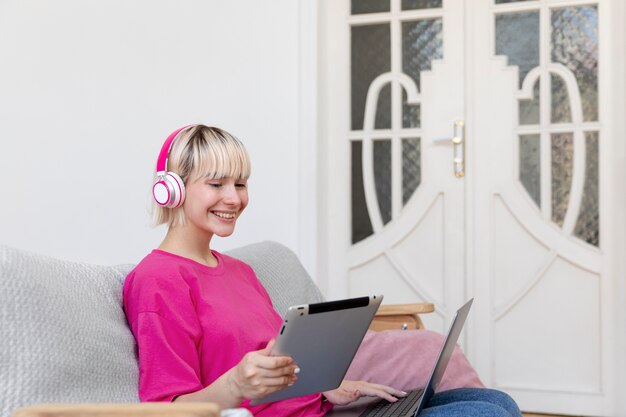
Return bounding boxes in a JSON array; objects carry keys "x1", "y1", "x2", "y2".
[{"x1": 433, "y1": 120, "x2": 465, "y2": 178}]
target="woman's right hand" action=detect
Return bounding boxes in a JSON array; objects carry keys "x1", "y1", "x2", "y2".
[{"x1": 227, "y1": 339, "x2": 300, "y2": 401}]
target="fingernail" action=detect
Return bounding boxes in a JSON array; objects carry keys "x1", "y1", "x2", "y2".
[
  {"x1": 294, "y1": 367, "x2": 301, "y2": 374},
  {"x1": 401, "y1": 391, "x2": 408, "y2": 395}
]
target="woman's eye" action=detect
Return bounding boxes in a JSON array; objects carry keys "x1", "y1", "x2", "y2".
[
  {"x1": 236, "y1": 183, "x2": 247, "y2": 189},
  {"x1": 208, "y1": 183, "x2": 222, "y2": 188}
]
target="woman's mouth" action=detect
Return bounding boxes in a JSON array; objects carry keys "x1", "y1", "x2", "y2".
[{"x1": 211, "y1": 211, "x2": 236, "y2": 220}]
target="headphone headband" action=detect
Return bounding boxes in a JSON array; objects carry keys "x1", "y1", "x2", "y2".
[{"x1": 155, "y1": 124, "x2": 194, "y2": 173}]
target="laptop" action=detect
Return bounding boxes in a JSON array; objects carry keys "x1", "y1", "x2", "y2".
[
  {"x1": 251, "y1": 295, "x2": 384, "y2": 405},
  {"x1": 327, "y1": 298, "x2": 474, "y2": 417}
]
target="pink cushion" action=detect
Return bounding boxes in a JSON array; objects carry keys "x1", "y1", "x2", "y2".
[{"x1": 345, "y1": 330, "x2": 484, "y2": 392}]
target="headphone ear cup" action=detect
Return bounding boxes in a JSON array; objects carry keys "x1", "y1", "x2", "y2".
[
  {"x1": 153, "y1": 172, "x2": 186, "y2": 208},
  {"x1": 166, "y1": 172, "x2": 185, "y2": 208}
]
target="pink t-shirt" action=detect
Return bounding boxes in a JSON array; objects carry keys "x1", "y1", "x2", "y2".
[{"x1": 123, "y1": 249, "x2": 332, "y2": 417}]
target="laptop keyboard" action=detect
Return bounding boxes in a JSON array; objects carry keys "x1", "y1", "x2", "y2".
[{"x1": 358, "y1": 388, "x2": 424, "y2": 417}]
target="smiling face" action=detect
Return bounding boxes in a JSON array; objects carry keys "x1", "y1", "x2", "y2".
[
  {"x1": 182, "y1": 175, "x2": 249, "y2": 238},
  {"x1": 153, "y1": 125, "x2": 251, "y2": 229}
]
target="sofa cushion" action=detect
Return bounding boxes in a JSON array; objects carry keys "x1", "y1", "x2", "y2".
[
  {"x1": 0, "y1": 245, "x2": 139, "y2": 417},
  {"x1": 345, "y1": 329, "x2": 484, "y2": 392}
]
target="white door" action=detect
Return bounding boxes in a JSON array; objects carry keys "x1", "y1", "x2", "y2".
[
  {"x1": 319, "y1": 0, "x2": 620, "y2": 415},
  {"x1": 321, "y1": 0, "x2": 466, "y2": 334},
  {"x1": 470, "y1": 1, "x2": 614, "y2": 415}
]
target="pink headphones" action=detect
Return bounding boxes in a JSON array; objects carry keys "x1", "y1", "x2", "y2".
[{"x1": 152, "y1": 125, "x2": 195, "y2": 208}]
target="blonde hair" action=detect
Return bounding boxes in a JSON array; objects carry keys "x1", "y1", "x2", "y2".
[{"x1": 152, "y1": 125, "x2": 251, "y2": 227}]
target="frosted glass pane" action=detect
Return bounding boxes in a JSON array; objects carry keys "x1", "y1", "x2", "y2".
[
  {"x1": 402, "y1": 138, "x2": 421, "y2": 205},
  {"x1": 374, "y1": 140, "x2": 392, "y2": 225},
  {"x1": 519, "y1": 79, "x2": 540, "y2": 125},
  {"x1": 402, "y1": 0, "x2": 441, "y2": 10},
  {"x1": 402, "y1": 19, "x2": 442, "y2": 128},
  {"x1": 520, "y1": 135, "x2": 541, "y2": 207},
  {"x1": 352, "y1": 0, "x2": 390, "y2": 14},
  {"x1": 495, "y1": 11, "x2": 540, "y2": 88},
  {"x1": 574, "y1": 132, "x2": 599, "y2": 246},
  {"x1": 352, "y1": 24, "x2": 391, "y2": 130},
  {"x1": 352, "y1": 141, "x2": 374, "y2": 243},
  {"x1": 551, "y1": 6, "x2": 598, "y2": 122},
  {"x1": 551, "y1": 133, "x2": 574, "y2": 227},
  {"x1": 551, "y1": 73, "x2": 572, "y2": 123},
  {"x1": 402, "y1": 19, "x2": 442, "y2": 89}
]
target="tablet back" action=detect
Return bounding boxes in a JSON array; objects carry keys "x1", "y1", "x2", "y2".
[{"x1": 251, "y1": 295, "x2": 383, "y2": 405}]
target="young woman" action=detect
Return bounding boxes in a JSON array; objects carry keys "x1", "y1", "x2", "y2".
[{"x1": 123, "y1": 124, "x2": 522, "y2": 417}]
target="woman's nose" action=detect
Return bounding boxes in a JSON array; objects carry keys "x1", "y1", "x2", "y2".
[{"x1": 222, "y1": 185, "x2": 241, "y2": 205}]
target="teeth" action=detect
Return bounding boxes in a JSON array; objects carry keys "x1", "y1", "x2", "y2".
[{"x1": 213, "y1": 211, "x2": 235, "y2": 219}]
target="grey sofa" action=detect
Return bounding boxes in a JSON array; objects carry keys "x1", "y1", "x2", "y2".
[{"x1": 0, "y1": 241, "x2": 325, "y2": 417}]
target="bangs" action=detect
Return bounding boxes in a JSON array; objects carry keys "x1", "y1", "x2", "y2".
[{"x1": 186, "y1": 127, "x2": 251, "y2": 181}]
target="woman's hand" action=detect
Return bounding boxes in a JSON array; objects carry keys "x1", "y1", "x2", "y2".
[
  {"x1": 227, "y1": 339, "x2": 300, "y2": 401},
  {"x1": 323, "y1": 380, "x2": 407, "y2": 406}
]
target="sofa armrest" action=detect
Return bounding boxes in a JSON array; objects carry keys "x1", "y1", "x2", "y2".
[
  {"x1": 370, "y1": 303, "x2": 435, "y2": 331},
  {"x1": 12, "y1": 403, "x2": 220, "y2": 417}
]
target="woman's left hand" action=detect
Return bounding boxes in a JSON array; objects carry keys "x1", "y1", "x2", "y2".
[{"x1": 322, "y1": 380, "x2": 407, "y2": 406}]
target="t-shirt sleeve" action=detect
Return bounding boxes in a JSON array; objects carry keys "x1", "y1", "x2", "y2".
[
  {"x1": 132, "y1": 311, "x2": 204, "y2": 402},
  {"x1": 124, "y1": 269, "x2": 204, "y2": 402}
]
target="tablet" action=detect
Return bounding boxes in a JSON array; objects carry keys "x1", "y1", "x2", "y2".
[{"x1": 250, "y1": 294, "x2": 383, "y2": 405}]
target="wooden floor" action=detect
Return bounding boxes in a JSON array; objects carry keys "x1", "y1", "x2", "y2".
[{"x1": 523, "y1": 414, "x2": 561, "y2": 417}]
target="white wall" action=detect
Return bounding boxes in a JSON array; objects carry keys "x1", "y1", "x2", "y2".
[
  {"x1": 0, "y1": 1, "x2": 314, "y2": 271},
  {"x1": 614, "y1": 3, "x2": 626, "y2": 415}
]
